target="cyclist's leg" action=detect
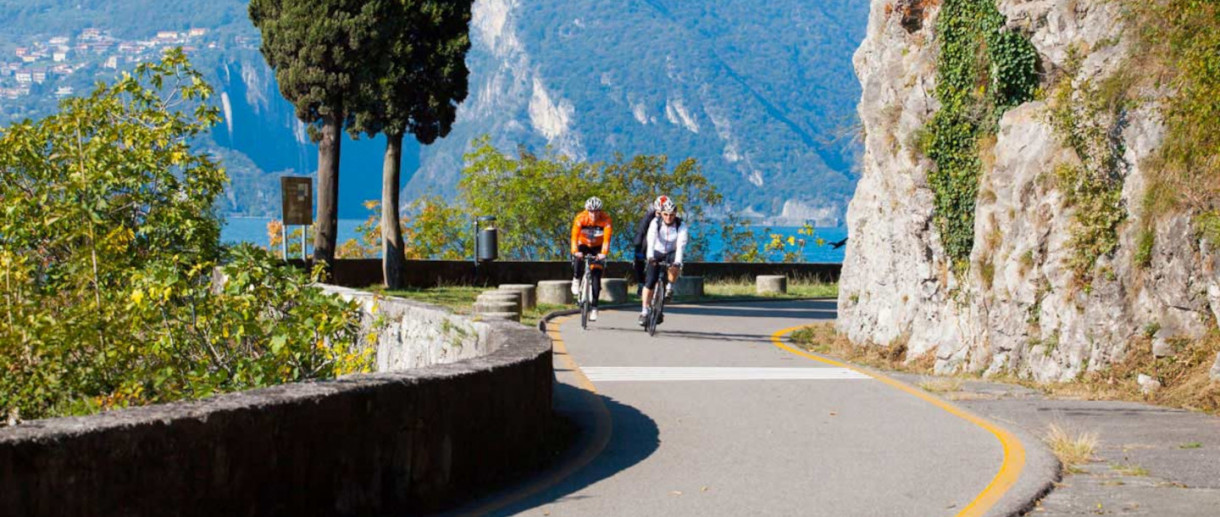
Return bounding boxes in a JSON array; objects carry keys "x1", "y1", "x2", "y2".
[
  {"x1": 662, "y1": 251, "x2": 678, "y2": 299},
  {"x1": 633, "y1": 248, "x2": 646, "y2": 295},
  {"x1": 590, "y1": 263, "x2": 603, "y2": 308},
  {"x1": 641, "y1": 258, "x2": 661, "y2": 312},
  {"x1": 571, "y1": 250, "x2": 584, "y2": 280}
]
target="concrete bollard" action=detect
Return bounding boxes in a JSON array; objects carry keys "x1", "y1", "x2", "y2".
[
  {"x1": 537, "y1": 280, "x2": 574, "y2": 305},
  {"x1": 498, "y1": 284, "x2": 537, "y2": 310},
  {"x1": 479, "y1": 290, "x2": 522, "y2": 314},
  {"x1": 599, "y1": 278, "x2": 628, "y2": 303},
  {"x1": 479, "y1": 311, "x2": 521, "y2": 322},
  {"x1": 757, "y1": 275, "x2": 788, "y2": 295},
  {"x1": 673, "y1": 276, "x2": 704, "y2": 297},
  {"x1": 475, "y1": 301, "x2": 518, "y2": 315}
]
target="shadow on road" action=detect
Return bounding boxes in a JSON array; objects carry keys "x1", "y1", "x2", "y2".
[{"x1": 435, "y1": 383, "x2": 660, "y2": 516}]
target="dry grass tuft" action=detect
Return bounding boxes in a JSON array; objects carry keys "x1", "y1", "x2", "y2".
[
  {"x1": 1044, "y1": 423, "x2": 1099, "y2": 474},
  {"x1": 789, "y1": 323, "x2": 935, "y2": 374},
  {"x1": 1034, "y1": 332, "x2": 1220, "y2": 413}
]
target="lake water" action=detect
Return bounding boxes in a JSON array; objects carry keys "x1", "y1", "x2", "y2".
[{"x1": 222, "y1": 217, "x2": 847, "y2": 263}]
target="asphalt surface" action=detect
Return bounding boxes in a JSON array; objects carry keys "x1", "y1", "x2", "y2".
[
  {"x1": 453, "y1": 300, "x2": 1052, "y2": 517},
  {"x1": 884, "y1": 373, "x2": 1220, "y2": 516}
]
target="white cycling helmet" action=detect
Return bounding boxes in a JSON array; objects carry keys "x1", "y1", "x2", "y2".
[
  {"x1": 585, "y1": 196, "x2": 603, "y2": 211},
  {"x1": 658, "y1": 197, "x2": 676, "y2": 214},
  {"x1": 652, "y1": 195, "x2": 670, "y2": 212}
]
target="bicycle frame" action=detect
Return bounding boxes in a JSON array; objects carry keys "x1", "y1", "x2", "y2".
[
  {"x1": 646, "y1": 261, "x2": 671, "y2": 336},
  {"x1": 579, "y1": 255, "x2": 601, "y2": 330}
]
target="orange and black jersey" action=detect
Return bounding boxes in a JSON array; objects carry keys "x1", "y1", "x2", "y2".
[{"x1": 570, "y1": 210, "x2": 613, "y2": 255}]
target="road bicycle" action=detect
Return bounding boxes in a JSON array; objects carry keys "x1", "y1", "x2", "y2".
[
  {"x1": 577, "y1": 255, "x2": 603, "y2": 330},
  {"x1": 645, "y1": 260, "x2": 672, "y2": 337}
]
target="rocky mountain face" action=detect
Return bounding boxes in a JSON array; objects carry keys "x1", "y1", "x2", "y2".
[
  {"x1": 839, "y1": 0, "x2": 1220, "y2": 380},
  {"x1": 405, "y1": 0, "x2": 867, "y2": 224},
  {"x1": 208, "y1": 52, "x2": 406, "y2": 218}
]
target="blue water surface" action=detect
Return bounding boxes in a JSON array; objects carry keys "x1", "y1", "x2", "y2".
[{"x1": 222, "y1": 216, "x2": 846, "y2": 263}]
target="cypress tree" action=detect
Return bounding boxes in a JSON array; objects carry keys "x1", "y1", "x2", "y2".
[
  {"x1": 249, "y1": 0, "x2": 379, "y2": 275},
  {"x1": 350, "y1": 0, "x2": 473, "y2": 288}
]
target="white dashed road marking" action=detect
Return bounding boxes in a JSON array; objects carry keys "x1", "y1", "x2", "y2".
[{"x1": 581, "y1": 366, "x2": 872, "y2": 382}]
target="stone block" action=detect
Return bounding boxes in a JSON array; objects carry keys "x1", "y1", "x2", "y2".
[
  {"x1": 674, "y1": 276, "x2": 704, "y2": 297},
  {"x1": 538, "y1": 280, "x2": 574, "y2": 305},
  {"x1": 1137, "y1": 373, "x2": 1162, "y2": 395},
  {"x1": 757, "y1": 275, "x2": 787, "y2": 295},
  {"x1": 479, "y1": 291, "x2": 521, "y2": 313},
  {"x1": 475, "y1": 301, "x2": 518, "y2": 315},
  {"x1": 1211, "y1": 352, "x2": 1220, "y2": 382},
  {"x1": 499, "y1": 284, "x2": 536, "y2": 310},
  {"x1": 479, "y1": 311, "x2": 521, "y2": 322},
  {"x1": 600, "y1": 278, "x2": 628, "y2": 303}
]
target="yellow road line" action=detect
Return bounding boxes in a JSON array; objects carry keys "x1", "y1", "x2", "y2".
[
  {"x1": 770, "y1": 326, "x2": 1025, "y2": 517},
  {"x1": 454, "y1": 316, "x2": 612, "y2": 517}
]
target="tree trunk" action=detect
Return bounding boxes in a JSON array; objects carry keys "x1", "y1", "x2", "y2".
[
  {"x1": 314, "y1": 111, "x2": 342, "y2": 278},
  {"x1": 382, "y1": 132, "x2": 405, "y2": 289}
]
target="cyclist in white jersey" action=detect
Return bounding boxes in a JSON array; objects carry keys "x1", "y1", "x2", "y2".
[{"x1": 639, "y1": 197, "x2": 688, "y2": 325}]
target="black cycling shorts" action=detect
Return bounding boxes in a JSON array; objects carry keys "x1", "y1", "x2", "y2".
[{"x1": 644, "y1": 251, "x2": 677, "y2": 289}]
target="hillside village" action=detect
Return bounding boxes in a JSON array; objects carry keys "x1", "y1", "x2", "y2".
[{"x1": 0, "y1": 27, "x2": 257, "y2": 101}]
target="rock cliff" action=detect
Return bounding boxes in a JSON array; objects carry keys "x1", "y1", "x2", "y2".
[{"x1": 839, "y1": 0, "x2": 1220, "y2": 381}]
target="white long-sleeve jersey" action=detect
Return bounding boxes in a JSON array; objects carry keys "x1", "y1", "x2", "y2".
[{"x1": 646, "y1": 217, "x2": 688, "y2": 264}]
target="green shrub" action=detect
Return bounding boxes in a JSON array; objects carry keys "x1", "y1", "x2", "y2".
[{"x1": 0, "y1": 51, "x2": 367, "y2": 423}]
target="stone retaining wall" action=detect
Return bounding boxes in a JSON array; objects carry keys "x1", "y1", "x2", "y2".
[{"x1": 0, "y1": 286, "x2": 553, "y2": 516}]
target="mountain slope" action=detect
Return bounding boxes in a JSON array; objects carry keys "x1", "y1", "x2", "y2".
[
  {"x1": 0, "y1": 0, "x2": 869, "y2": 223},
  {"x1": 407, "y1": 0, "x2": 868, "y2": 223}
]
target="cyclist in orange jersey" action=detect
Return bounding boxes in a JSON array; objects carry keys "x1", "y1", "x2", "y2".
[{"x1": 571, "y1": 196, "x2": 612, "y2": 321}]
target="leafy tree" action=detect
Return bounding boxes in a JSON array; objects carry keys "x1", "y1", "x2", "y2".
[
  {"x1": 459, "y1": 136, "x2": 722, "y2": 260},
  {"x1": 0, "y1": 51, "x2": 366, "y2": 423},
  {"x1": 349, "y1": 0, "x2": 474, "y2": 288},
  {"x1": 248, "y1": 0, "x2": 381, "y2": 275}
]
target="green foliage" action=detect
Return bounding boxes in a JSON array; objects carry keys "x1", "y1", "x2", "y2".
[
  {"x1": 349, "y1": 0, "x2": 473, "y2": 144},
  {"x1": 1134, "y1": 227, "x2": 1155, "y2": 269},
  {"x1": 1055, "y1": 163, "x2": 1126, "y2": 289},
  {"x1": 1138, "y1": 1, "x2": 1220, "y2": 219},
  {"x1": 926, "y1": 0, "x2": 1038, "y2": 267},
  {"x1": 459, "y1": 136, "x2": 722, "y2": 260},
  {"x1": 0, "y1": 52, "x2": 366, "y2": 423},
  {"x1": 719, "y1": 214, "x2": 764, "y2": 263},
  {"x1": 1197, "y1": 211, "x2": 1220, "y2": 247},
  {"x1": 248, "y1": 0, "x2": 377, "y2": 125},
  {"x1": 1046, "y1": 47, "x2": 1131, "y2": 287},
  {"x1": 762, "y1": 223, "x2": 824, "y2": 263}
]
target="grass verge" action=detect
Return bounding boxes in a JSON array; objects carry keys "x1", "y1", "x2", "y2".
[{"x1": 375, "y1": 279, "x2": 837, "y2": 328}]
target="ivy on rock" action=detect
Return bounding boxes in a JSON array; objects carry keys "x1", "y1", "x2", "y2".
[{"x1": 925, "y1": 0, "x2": 1038, "y2": 269}]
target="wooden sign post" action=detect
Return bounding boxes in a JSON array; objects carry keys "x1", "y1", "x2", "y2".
[{"x1": 280, "y1": 176, "x2": 313, "y2": 261}]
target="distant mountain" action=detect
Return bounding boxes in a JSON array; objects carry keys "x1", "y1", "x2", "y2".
[
  {"x1": 412, "y1": 0, "x2": 868, "y2": 224},
  {"x1": 0, "y1": 0, "x2": 869, "y2": 224}
]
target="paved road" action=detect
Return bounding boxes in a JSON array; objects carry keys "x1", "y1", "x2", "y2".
[{"x1": 453, "y1": 300, "x2": 1028, "y2": 517}]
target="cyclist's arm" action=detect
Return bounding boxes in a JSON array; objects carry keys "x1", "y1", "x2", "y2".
[
  {"x1": 675, "y1": 223, "x2": 689, "y2": 265},
  {"x1": 601, "y1": 218, "x2": 612, "y2": 256},
  {"x1": 570, "y1": 214, "x2": 581, "y2": 255},
  {"x1": 645, "y1": 220, "x2": 657, "y2": 260}
]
